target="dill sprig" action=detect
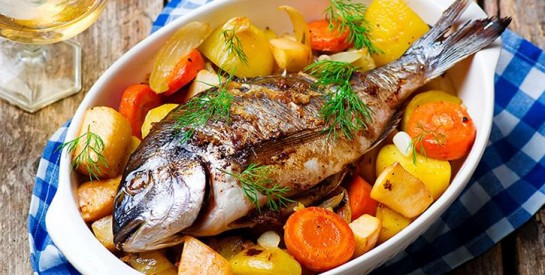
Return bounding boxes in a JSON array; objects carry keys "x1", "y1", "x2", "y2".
[
  {"x1": 222, "y1": 27, "x2": 249, "y2": 64},
  {"x1": 57, "y1": 125, "x2": 108, "y2": 182},
  {"x1": 408, "y1": 123, "x2": 446, "y2": 164},
  {"x1": 305, "y1": 60, "x2": 373, "y2": 140},
  {"x1": 174, "y1": 71, "x2": 235, "y2": 142},
  {"x1": 325, "y1": 0, "x2": 380, "y2": 54},
  {"x1": 221, "y1": 164, "x2": 294, "y2": 213}
]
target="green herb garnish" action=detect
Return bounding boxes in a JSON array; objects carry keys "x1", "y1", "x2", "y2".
[
  {"x1": 174, "y1": 71, "x2": 235, "y2": 142},
  {"x1": 222, "y1": 27, "x2": 249, "y2": 64},
  {"x1": 221, "y1": 164, "x2": 294, "y2": 212},
  {"x1": 408, "y1": 123, "x2": 446, "y2": 164},
  {"x1": 325, "y1": 0, "x2": 379, "y2": 53},
  {"x1": 57, "y1": 125, "x2": 107, "y2": 181},
  {"x1": 305, "y1": 60, "x2": 373, "y2": 139}
]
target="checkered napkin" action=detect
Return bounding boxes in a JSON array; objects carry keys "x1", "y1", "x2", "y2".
[{"x1": 28, "y1": 0, "x2": 545, "y2": 273}]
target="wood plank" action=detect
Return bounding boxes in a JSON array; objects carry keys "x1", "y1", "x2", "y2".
[
  {"x1": 516, "y1": 211, "x2": 545, "y2": 274},
  {"x1": 0, "y1": 1, "x2": 163, "y2": 274}
]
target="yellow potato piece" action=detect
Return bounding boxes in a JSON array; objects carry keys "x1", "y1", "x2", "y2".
[
  {"x1": 230, "y1": 244, "x2": 301, "y2": 275},
  {"x1": 371, "y1": 162, "x2": 433, "y2": 218},
  {"x1": 77, "y1": 176, "x2": 121, "y2": 222},
  {"x1": 376, "y1": 204, "x2": 413, "y2": 243},
  {"x1": 376, "y1": 144, "x2": 451, "y2": 200},
  {"x1": 365, "y1": 0, "x2": 430, "y2": 66},
  {"x1": 141, "y1": 104, "x2": 179, "y2": 138},
  {"x1": 349, "y1": 214, "x2": 381, "y2": 257},
  {"x1": 91, "y1": 215, "x2": 116, "y2": 251},
  {"x1": 123, "y1": 251, "x2": 177, "y2": 275},
  {"x1": 179, "y1": 236, "x2": 233, "y2": 275},
  {"x1": 75, "y1": 107, "x2": 132, "y2": 178},
  {"x1": 269, "y1": 37, "x2": 312, "y2": 73},
  {"x1": 402, "y1": 90, "x2": 463, "y2": 131},
  {"x1": 199, "y1": 17, "x2": 274, "y2": 78}
]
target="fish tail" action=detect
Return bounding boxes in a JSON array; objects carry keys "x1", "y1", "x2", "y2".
[{"x1": 406, "y1": 0, "x2": 511, "y2": 80}]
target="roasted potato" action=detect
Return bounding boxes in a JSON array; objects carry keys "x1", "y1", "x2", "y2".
[
  {"x1": 74, "y1": 107, "x2": 132, "y2": 178},
  {"x1": 77, "y1": 176, "x2": 121, "y2": 222}
]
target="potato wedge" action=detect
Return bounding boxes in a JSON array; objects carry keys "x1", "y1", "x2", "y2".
[
  {"x1": 349, "y1": 214, "x2": 381, "y2": 257},
  {"x1": 141, "y1": 104, "x2": 179, "y2": 138},
  {"x1": 179, "y1": 236, "x2": 233, "y2": 275},
  {"x1": 199, "y1": 17, "x2": 274, "y2": 78},
  {"x1": 376, "y1": 144, "x2": 451, "y2": 200},
  {"x1": 185, "y1": 70, "x2": 223, "y2": 102},
  {"x1": 74, "y1": 107, "x2": 132, "y2": 178},
  {"x1": 122, "y1": 251, "x2": 177, "y2": 275},
  {"x1": 365, "y1": 0, "x2": 429, "y2": 66},
  {"x1": 371, "y1": 162, "x2": 433, "y2": 218},
  {"x1": 269, "y1": 37, "x2": 312, "y2": 73},
  {"x1": 376, "y1": 204, "x2": 413, "y2": 243},
  {"x1": 78, "y1": 176, "x2": 121, "y2": 222},
  {"x1": 230, "y1": 244, "x2": 301, "y2": 275},
  {"x1": 91, "y1": 215, "x2": 116, "y2": 251}
]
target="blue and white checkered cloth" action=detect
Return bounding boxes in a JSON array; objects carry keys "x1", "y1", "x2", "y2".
[{"x1": 28, "y1": 0, "x2": 545, "y2": 274}]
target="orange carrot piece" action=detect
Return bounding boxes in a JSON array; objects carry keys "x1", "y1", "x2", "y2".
[
  {"x1": 308, "y1": 19, "x2": 352, "y2": 52},
  {"x1": 164, "y1": 49, "x2": 205, "y2": 95},
  {"x1": 118, "y1": 84, "x2": 163, "y2": 139},
  {"x1": 347, "y1": 175, "x2": 379, "y2": 220},
  {"x1": 284, "y1": 207, "x2": 355, "y2": 272},
  {"x1": 406, "y1": 101, "x2": 476, "y2": 161}
]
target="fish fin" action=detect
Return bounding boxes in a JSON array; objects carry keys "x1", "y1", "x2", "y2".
[
  {"x1": 368, "y1": 108, "x2": 403, "y2": 151},
  {"x1": 406, "y1": 0, "x2": 472, "y2": 55},
  {"x1": 425, "y1": 17, "x2": 511, "y2": 79},
  {"x1": 405, "y1": 0, "x2": 510, "y2": 80}
]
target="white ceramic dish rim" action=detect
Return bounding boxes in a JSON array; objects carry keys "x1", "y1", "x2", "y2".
[{"x1": 45, "y1": 0, "x2": 501, "y2": 274}]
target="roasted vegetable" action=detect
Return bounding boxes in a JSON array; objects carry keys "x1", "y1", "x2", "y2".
[
  {"x1": 406, "y1": 101, "x2": 476, "y2": 161},
  {"x1": 185, "y1": 70, "x2": 223, "y2": 103},
  {"x1": 376, "y1": 144, "x2": 451, "y2": 200},
  {"x1": 230, "y1": 244, "x2": 301, "y2": 275},
  {"x1": 402, "y1": 90, "x2": 462, "y2": 131},
  {"x1": 364, "y1": 0, "x2": 429, "y2": 66},
  {"x1": 179, "y1": 236, "x2": 233, "y2": 275},
  {"x1": 141, "y1": 103, "x2": 179, "y2": 138},
  {"x1": 207, "y1": 236, "x2": 253, "y2": 261},
  {"x1": 375, "y1": 204, "x2": 413, "y2": 243},
  {"x1": 74, "y1": 107, "x2": 133, "y2": 178},
  {"x1": 122, "y1": 251, "x2": 177, "y2": 275},
  {"x1": 118, "y1": 84, "x2": 163, "y2": 138},
  {"x1": 349, "y1": 214, "x2": 381, "y2": 257},
  {"x1": 284, "y1": 207, "x2": 355, "y2": 272},
  {"x1": 269, "y1": 6, "x2": 312, "y2": 72},
  {"x1": 199, "y1": 17, "x2": 274, "y2": 77},
  {"x1": 77, "y1": 176, "x2": 121, "y2": 222},
  {"x1": 150, "y1": 21, "x2": 212, "y2": 94},
  {"x1": 91, "y1": 215, "x2": 116, "y2": 251},
  {"x1": 371, "y1": 162, "x2": 433, "y2": 218}
]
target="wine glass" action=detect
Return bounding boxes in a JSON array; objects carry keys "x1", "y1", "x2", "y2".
[{"x1": 0, "y1": 0, "x2": 109, "y2": 113}]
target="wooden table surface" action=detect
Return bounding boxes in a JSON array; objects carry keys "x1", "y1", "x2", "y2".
[{"x1": 1, "y1": 0, "x2": 543, "y2": 274}]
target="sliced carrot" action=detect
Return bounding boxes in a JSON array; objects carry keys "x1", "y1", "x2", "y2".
[
  {"x1": 284, "y1": 207, "x2": 355, "y2": 272},
  {"x1": 347, "y1": 175, "x2": 379, "y2": 220},
  {"x1": 118, "y1": 84, "x2": 163, "y2": 139},
  {"x1": 164, "y1": 49, "x2": 205, "y2": 96},
  {"x1": 308, "y1": 19, "x2": 352, "y2": 52},
  {"x1": 406, "y1": 101, "x2": 476, "y2": 161}
]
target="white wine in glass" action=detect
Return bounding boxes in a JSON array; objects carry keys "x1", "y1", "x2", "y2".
[{"x1": 0, "y1": 0, "x2": 109, "y2": 112}]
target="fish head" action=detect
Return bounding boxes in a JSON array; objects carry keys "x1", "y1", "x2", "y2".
[{"x1": 113, "y1": 150, "x2": 207, "y2": 252}]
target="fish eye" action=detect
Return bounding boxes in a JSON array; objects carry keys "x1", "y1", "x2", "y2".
[{"x1": 126, "y1": 170, "x2": 151, "y2": 195}]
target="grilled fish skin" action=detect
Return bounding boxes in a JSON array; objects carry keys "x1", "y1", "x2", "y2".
[{"x1": 113, "y1": 0, "x2": 510, "y2": 252}]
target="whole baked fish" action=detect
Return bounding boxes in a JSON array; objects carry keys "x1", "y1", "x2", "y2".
[{"x1": 113, "y1": 0, "x2": 510, "y2": 252}]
